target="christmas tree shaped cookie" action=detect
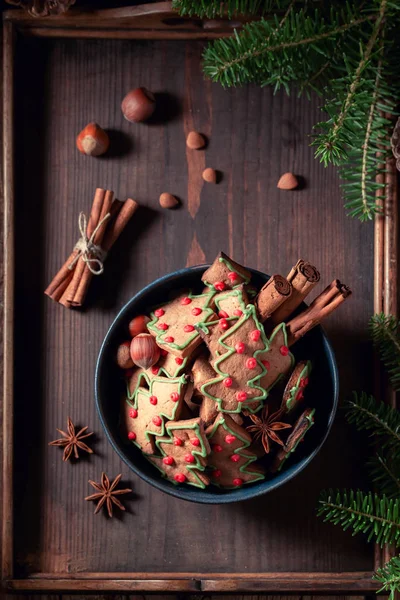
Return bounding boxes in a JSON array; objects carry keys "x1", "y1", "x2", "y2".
[
  {"x1": 200, "y1": 304, "x2": 269, "y2": 413},
  {"x1": 124, "y1": 375, "x2": 187, "y2": 454},
  {"x1": 202, "y1": 252, "x2": 251, "y2": 291},
  {"x1": 147, "y1": 418, "x2": 211, "y2": 488},
  {"x1": 281, "y1": 360, "x2": 312, "y2": 414},
  {"x1": 206, "y1": 413, "x2": 264, "y2": 488},
  {"x1": 126, "y1": 352, "x2": 189, "y2": 397},
  {"x1": 258, "y1": 322, "x2": 295, "y2": 392},
  {"x1": 147, "y1": 289, "x2": 216, "y2": 358}
]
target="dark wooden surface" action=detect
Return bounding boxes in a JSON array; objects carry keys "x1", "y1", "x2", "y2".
[{"x1": 9, "y1": 33, "x2": 375, "y2": 581}]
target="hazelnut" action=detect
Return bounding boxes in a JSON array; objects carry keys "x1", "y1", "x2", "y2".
[
  {"x1": 159, "y1": 193, "x2": 179, "y2": 209},
  {"x1": 277, "y1": 172, "x2": 299, "y2": 190},
  {"x1": 121, "y1": 87, "x2": 156, "y2": 123},
  {"x1": 202, "y1": 168, "x2": 217, "y2": 184},
  {"x1": 186, "y1": 131, "x2": 206, "y2": 150},
  {"x1": 76, "y1": 122, "x2": 109, "y2": 157},
  {"x1": 128, "y1": 315, "x2": 150, "y2": 338},
  {"x1": 130, "y1": 333, "x2": 160, "y2": 370},
  {"x1": 116, "y1": 341, "x2": 134, "y2": 369}
]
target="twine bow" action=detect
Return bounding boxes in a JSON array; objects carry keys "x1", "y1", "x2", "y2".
[{"x1": 68, "y1": 211, "x2": 111, "y2": 275}]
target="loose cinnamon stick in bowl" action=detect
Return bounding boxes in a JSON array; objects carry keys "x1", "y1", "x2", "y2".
[
  {"x1": 255, "y1": 274, "x2": 292, "y2": 322},
  {"x1": 286, "y1": 279, "x2": 351, "y2": 346},
  {"x1": 270, "y1": 259, "x2": 320, "y2": 324}
]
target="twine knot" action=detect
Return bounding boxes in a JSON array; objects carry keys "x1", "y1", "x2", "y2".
[{"x1": 68, "y1": 212, "x2": 110, "y2": 275}]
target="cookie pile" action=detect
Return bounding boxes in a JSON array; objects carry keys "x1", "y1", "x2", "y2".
[{"x1": 118, "y1": 252, "x2": 351, "y2": 490}]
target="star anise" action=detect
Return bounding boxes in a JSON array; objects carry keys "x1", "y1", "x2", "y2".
[
  {"x1": 246, "y1": 406, "x2": 291, "y2": 454},
  {"x1": 85, "y1": 473, "x2": 132, "y2": 518},
  {"x1": 49, "y1": 417, "x2": 94, "y2": 462}
]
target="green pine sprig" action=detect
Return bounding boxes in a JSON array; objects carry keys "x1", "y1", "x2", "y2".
[
  {"x1": 346, "y1": 392, "x2": 400, "y2": 458},
  {"x1": 318, "y1": 490, "x2": 400, "y2": 547},
  {"x1": 370, "y1": 314, "x2": 400, "y2": 391},
  {"x1": 368, "y1": 454, "x2": 400, "y2": 499},
  {"x1": 172, "y1": 0, "x2": 282, "y2": 18},
  {"x1": 374, "y1": 555, "x2": 400, "y2": 600}
]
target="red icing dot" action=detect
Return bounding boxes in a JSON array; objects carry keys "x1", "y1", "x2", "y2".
[
  {"x1": 128, "y1": 431, "x2": 136, "y2": 441},
  {"x1": 129, "y1": 408, "x2": 138, "y2": 419},
  {"x1": 233, "y1": 309, "x2": 243, "y2": 316},
  {"x1": 152, "y1": 416, "x2": 162, "y2": 426},
  {"x1": 149, "y1": 395, "x2": 158, "y2": 405},
  {"x1": 296, "y1": 389, "x2": 304, "y2": 401},
  {"x1": 181, "y1": 297, "x2": 192, "y2": 305},
  {"x1": 157, "y1": 322, "x2": 168, "y2": 330},
  {"x1": 219, "y1": 318, "x2": 229, "y2": 330},
  {"x1": 236, "y1": 391, "x2": 248, "y2": 402},
  {"x1": 163, "y1": 456, "x2": 174, "y2": 466},
  {"x1": 233, "y1": 478, "x2": 243, "y2": 486},
  {"x1": 280, "y1": 345, "x2": 289, "y2": 356},
  {"x1": 170, "y1": 392, "x2": 180, "y2": 402},
  {"x1": 228, "y1": 271, "x2": 238, "y2": 282},
  {"x1": 154, "y1": 308, "x2": 165, "y2": 318},
  {"x1": 213, "y1": 469, "x2": 222, "y2": 478},
  {"x1": 246, "y1": 358, "x2": 257, "y2": 369},
  {"x1": 192, "y1": 307, "x2": 202, "y2": 316},
  {"x1": 191, "y1": 437, "x2": 200, "y2": 446},
  {"x1": 223, "y1": 377, "x2": 233, "y2": 388},
  {"x1": 175, "y1": 357, "x2": 184, "y2": 365},
  {"x1": 185, "y1": 453, "x2": 195, "y2": 464},
  {"x1": 261, "y1": 360, "x2": 270, "y2": 370},
  {"x1": 151, "y1": 366, "x2": 160, "y2": 375},
  {"x1": 235, "y1": 342, "x2": 245, "y2": 354},
  {"x1": 218, "y1": 310, "x2": 229, "y2": 319},
  {"x1": 164, "y1": 336, "x2": 174, "y2": 343},
  {"x1": 250, "y1": 329, "x2": 261, "y2": 341},
  {"x1": 301, "y1": 377, "x2": 309, "y2": 387},
  {"x1": 213, "y1": 444, "x2": 223, "y2": 453},
  {"x1": 214, "y1": 281, "x2": 225, "y2": 291},
  {"x1": 160, "y1": 349, "x2": 168, "y2": 356},
  {"x1": 225, "y1": 434, "x2": 236, "y2": 444},
  {"x1": 174, "y1": 437, "x2": 183, "y2": 446},
  {"x1": 230, "y1": 454, "x2": 240, "y2": 463},
  {"x1": 174, "y1": 473, "x2": 186, "y2": 483},
  {"x1": 184, "y1": 324, "x2": 195, "y2": 333}
]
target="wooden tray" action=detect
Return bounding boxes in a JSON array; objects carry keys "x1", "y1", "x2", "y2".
[{"x1": 2, "y1": 2, "x2": 398, "y2": 594}]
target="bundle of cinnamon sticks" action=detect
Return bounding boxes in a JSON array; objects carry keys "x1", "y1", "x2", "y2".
[
  {"x1": 255, "y1": 258, "x2": 351, "y2": 343},
  {"x1": 45, "y1": 188, "x2": 138, "y2": 308}
]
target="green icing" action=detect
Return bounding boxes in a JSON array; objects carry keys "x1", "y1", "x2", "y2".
[
  {"x1": 276, "y1": 408, "x2": 315, "y2": 472},
  {"x1": 207, "y1": 414, "x2": 264, "y2": 488},
  {"x1": 200, "y1": 304, "x2": 270, "y2": 414},
  {"x1": 126, "y1": 374, "x2": 187, "y2": 450},
  {"x1": 218, "y1": 256, "x2": 251, "y2": 285},
  {"x1": 285, "y1": 360, "x2": 312, "y2": 412},
  {"x1": 147, "y1": 421, "x2": 209, "y2": 489},
  {"x1": 260, "y1": 322, "x2": 295, "y2": 394},
  {"x1": 147, "y1": 288, "x2": 216, "y2": 351}
]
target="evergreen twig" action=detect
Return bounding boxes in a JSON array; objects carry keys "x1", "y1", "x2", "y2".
[
  {"x1": 370, "y1": 314, "x2": 400, "y2": 391},
  {"x1": 368, "y1": 454, "x2": 400, "y2": 499},
  {"x1": 374, "y1": 555, "x2": 400, "y2": 600}
]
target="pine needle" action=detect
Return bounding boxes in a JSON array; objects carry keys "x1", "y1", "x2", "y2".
[
  {"x1": 172, "y1": 0, "x2": 282, "y2": 18},
  {"x1": 374, "y1": 555, "x2": 400, "y2": 600},
  {"x1": 370, "y1": 314, "x2": 400, "y2": 391},
  {"x1": 368, "y1": 454, "x2": 400, "y2": 499},
  {"x1": 318, "y1": 490, "x2": 400, "y2": 547}
]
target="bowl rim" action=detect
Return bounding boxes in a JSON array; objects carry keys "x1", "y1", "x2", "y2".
[{"x1": 95, "y1": 264, "x2": 339, "y2": 504}]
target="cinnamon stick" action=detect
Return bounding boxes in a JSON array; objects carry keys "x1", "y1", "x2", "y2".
[
  {"x1": 44, "y1": 250, "x2": 78, "y2": 301},
  {"x1": 255, "y1": 274, "x2": 292, "y2": 322},
  {"x1": 286, "y1": 279, "x2": 352, "y2": 346},
  {"x1": 270, "y1": 259, "x2": 320, "y2": 324},
  {"x1": 68, "y1": 189, "x2": 114, "y2": 307}
]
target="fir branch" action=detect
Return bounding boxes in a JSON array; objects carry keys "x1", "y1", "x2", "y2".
[
  {"x1": 346, "y1": 392, "x2": 400, "y2": 458},
  {"x1": 318, "y1": 490, "x2": 400, "y2": 547},
  {"x1": 172, "y1": 0, "x2": 279, "y2": 18},
  {"x1": 370, "y1": 314, "x2": 400, "y2": 391},
  {"x1": 368, "y1": 454, "x2": 400, "y2": 499},
  {"x1": 374, "y1": 555, "x2": 400, "y2": 600}
]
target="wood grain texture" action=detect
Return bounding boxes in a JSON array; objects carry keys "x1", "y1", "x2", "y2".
[{"x1": 6, "y1": 33, "x2": 376, "y2": 585}]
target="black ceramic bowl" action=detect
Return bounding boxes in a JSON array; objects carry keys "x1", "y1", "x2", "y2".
[{"x1": 95, "y1": 265, "x2": 338, "y2": 504}]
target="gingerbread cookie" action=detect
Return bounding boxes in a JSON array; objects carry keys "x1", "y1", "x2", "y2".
[
  {"x1": 258, "y1": 322, "x2": 295, "y2": 392},
  {"x1": 124, "y1": 375, "x2": 187, "y2": 454},
  {"x1": 147, "y1": 417, "x2": 211, "y2": 488},
  {"x1": 206, "y1": 413, "x2": 264, "y2": 488},
  {"x1": 281, "y1": 360, "x2": 312, "y2": 414},
  {"x1": 200, "y1": 305, "x2": 269, "y2": 413},
  {"x1": 202, "y1": 252, "x2": 251, "y2": 291},
  {"x1": 147, "y1": 289, "x2": 216, "y2": 358},
  {"x1": 271, "y1": 407, "x2": 315, "y2": 472}
]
